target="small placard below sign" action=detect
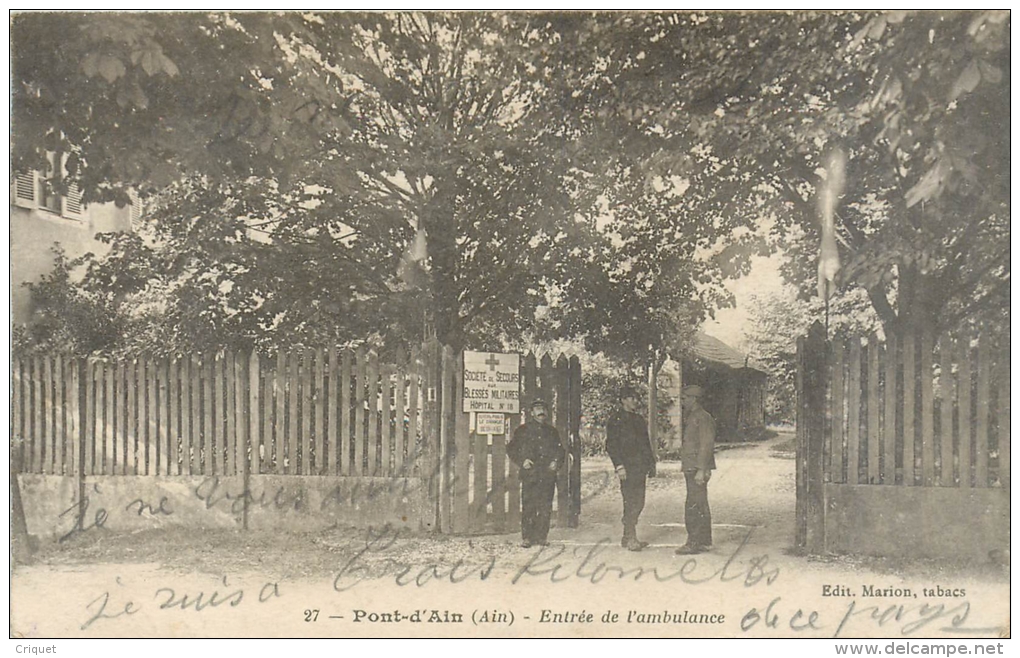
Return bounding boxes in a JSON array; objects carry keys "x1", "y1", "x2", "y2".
[{"x1": 476, "y1": 412, "x2": 506, "y2": 435}]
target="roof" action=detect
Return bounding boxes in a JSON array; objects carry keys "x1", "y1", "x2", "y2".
[{"x1": 692, "y1": 332, "x2": 765, "y2": 373}]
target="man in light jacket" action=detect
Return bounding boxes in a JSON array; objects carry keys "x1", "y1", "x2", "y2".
[{"x1": 676, "y1": 385, "x2": 716, "y2": 554}]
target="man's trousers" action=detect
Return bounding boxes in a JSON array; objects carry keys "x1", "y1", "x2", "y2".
[
  {"x1": 619, "y1": 473, "x2": 647, "y2": 539},
  {"x1": 683, "y1": 470, "x2": 712, "y2": 547},
  {"x1": 521, "y1": 476, "x2": 556, "y2": 543}
]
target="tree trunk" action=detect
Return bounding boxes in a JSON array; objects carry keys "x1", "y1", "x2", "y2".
[
  {"x1": 11, "y1": 441, "x2": 34, "y2": 564},
  {"x1": 422, "y1": 183, "x2": 466, "y2": 351}
]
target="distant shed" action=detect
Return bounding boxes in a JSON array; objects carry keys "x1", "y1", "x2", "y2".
[
  {"x1": 664, "y1": 333, "x2": 767, "y2": 446},
  {"x1": 689, "y1": 332, "x2": 767, "y2": 441}
]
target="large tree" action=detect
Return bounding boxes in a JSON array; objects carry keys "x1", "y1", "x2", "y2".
[
  {"x1": 12, "y1": 12, "x2": 742, "y2": 358},
  {"x1": 557, "y1": 10, "x2": 1010, "y2": 339},
  {"x1": 13, "y1": 13, "x2": 598, "y2": 353}
]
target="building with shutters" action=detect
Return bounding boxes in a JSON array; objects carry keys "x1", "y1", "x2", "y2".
[{"x1": 10, "y1": 158, "x2": 139, "y2": 324}]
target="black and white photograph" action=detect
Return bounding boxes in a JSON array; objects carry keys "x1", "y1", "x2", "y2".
[{"x1": 8, "y1": 10, "x2": 1011, "y2": 643}]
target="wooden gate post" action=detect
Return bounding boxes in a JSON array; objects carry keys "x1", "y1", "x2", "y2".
[
  {"x1": 568, "y1": 355, "x2": 582, "y2": 528},
  {"x1": 803, "y1": 322, "x2": 829, "y2": 553}
]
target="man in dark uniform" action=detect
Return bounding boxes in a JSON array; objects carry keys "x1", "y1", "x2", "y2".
[
  {"x1": 676, "y1": 385, "x2": 716, "y2": 554},
  {"x1": 606, "y1": 386, "x2": 656, "y2": 551},
  {"x1": 507, "y1": 398, "x2": 564, "y2": 548}
]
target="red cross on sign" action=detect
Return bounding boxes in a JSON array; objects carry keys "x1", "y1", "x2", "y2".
[{"x1": 463, "y1": 350, "x2": 521, "y2": 414}]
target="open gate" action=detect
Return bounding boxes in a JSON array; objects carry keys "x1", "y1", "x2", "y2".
[{"x1": 426, "y1": 343, "x2": 582, "y2": 535}]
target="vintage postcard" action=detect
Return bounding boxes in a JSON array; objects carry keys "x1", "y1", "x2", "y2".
[{"x1": 8, "y1": 10, "x2": 1010, "y2": 643}]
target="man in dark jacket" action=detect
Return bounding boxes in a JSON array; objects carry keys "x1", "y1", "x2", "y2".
[
  {"x1": 606, "y1": 386, "x2": 656, "y2": 551},
  {"x1": 507, "y1": 398, "x2": 564, "y2": 547},
  {"x1": 676, "y1": 385, "x2": 716, "y2": 554}
]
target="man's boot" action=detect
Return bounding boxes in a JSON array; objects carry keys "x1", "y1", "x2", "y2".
[{"x1": 621, "y1": 525, "x2": 635, "y2": 548}]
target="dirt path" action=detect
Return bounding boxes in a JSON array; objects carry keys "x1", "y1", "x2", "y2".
[
  {"x1": 11, "y1": 432, "x2": 1009, "y2": 638},
  {"x1": 575, "y1": 431, "x2": 796, "y2": 550}
]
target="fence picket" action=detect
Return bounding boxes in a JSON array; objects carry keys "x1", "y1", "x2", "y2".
[
  {"x1": 997, "y1": 352, "x2": 1009, "y2": 487},
  {"x1": 957, "y1": 335, "x2": 972, "y2": 488},
  {"x1": 920, "y1": 331, "x2": 935, "y2": 487},
  {"x1": 354, "y1": 348, "x2": 367, "y2": 477},
  {"x1": 275, "y1": 351, "x2": 286, "y2": 474},
  {"x1": 237, "y1": 352, "x2": 249, "y2": 477},
  {"x1": 975, "y1": 338, "x2": 990, "y2": 487},
  {"x1": 216, "y1": 354, "x2": 229, "y2": 476},
  {"x1": 367, "y1": 352, "x2": 380, "y2": 476},
  {"x1": 491, "y1": 430, "x2": 507, "y2": 529},
  {"x1": 383, "y1": 364, "x2": 398, "y2": 477},
  {"x1": 882, "y1": 334, "x2": 897, "y2": 484},
  {"x1": 225, "y1": 351, "x2": 237, "y2": 477},
  {"x1": 13, "y1": 359, "x2": 24, "y2": 469},
  {"x1": 236, "y1": 352, "x2": 247, "y2": 477},
  {"x1": 182, "y1": 358, "x2": 193, "y2": 475},
  {"x1": 301, "y1": 350, "x2": 313, "y2": 475},
  {"x1": 328, "y1": 346, "x2": 339, "y2": 476},
  {"x1": 155, "y1": 360, "x2": 166, "y2": 475},
  {"x1": 866, "y1": 335, "x2": 880, "y2": 484},
  {"x1": 554, "y1": 354, "x2": 570, "y2": 524},
  {"x1": 394, "y1": 352, "x2": 407, "y2": 477},
  {"x1": 86, "y1": 359, "x2": 97, "y2": 475},
  {"x1": 938, "y1": 333, "x2": 954, "y2": 487},
  {"x1": 54, "y1": 356, "x2": 66, "y2": 474},
  {"x1": 405, "y1": 348, "x2": 419, "y2": 478},
  {"x1": 846, "y1": 340, "x2": 861, "y2": 485},
  {"x1": 472, "y1": 418, "x2": 487, "y2": 528},
  {"x1": 314, "y1": 348, "x2": 325, "y2": 475},
  {"x1": 169, "y1": 358, "x2": 179, "y2": 475},
  {"x1": 68, "y1": 360, "x2": 80, "y2": 477},
  {"x1": 127, "y1": 360, "x2": 137, "y2": 475},
  {"x1": 287, "y1": 350, "x2": 300, "y2": 475},
  {"x1": 438, "y1": 345, "x2": 454, "y2": 533},
  {"x1": 107, "y1": 360, "x2": 117, "y2": 475},
  {"x1": 568, "y1": 355, "x2": 582, "y2": 527},
  {"x1": 250, "y1": 352, "x2": 261, "y2": 477},
  {"x1": 116, "y1": 360, "x2": 126, "y2": 476},
  {"x1": 341, "y1": 349, "x2": 354, "y2": 476},
  {"x1": 794, "y1": 337, "x2": 806, "y2": 546},
  {"x1": 43, "y1": 356, "x2": 54, "y2": 474},
  {"x1": 830, "y1": 340, "x2": 845, "y2": 483},
  {"x1": 902, "y1": 332, "x2": 916, "y2": 486},
  {"x1": 456, "y1": 351, "x2": 473, "y2": 531},
  {"x1": 33, "y1": 357, "x2": 43, "y2": 474},
  {"x1": 263, "y1": 355, "x2": 275, "y2": 471},
  {"x1": 203, "y1": 355, "x2": 214, "y2": 476}
]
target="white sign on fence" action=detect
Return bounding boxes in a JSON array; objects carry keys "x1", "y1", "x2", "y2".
[
  {"x1": 462, "y1": 351, "x2": 520, "y2": 413},
  {"x1": 476, "y1": 412, "x2": 506, "y2": 435}
]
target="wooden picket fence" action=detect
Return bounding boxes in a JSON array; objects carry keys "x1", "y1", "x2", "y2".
[
  {"x1": 435, "y1": 348, "x2": 581, "y2": 535},
  {"x1": 11, "y1": 345, "x2": 439, "y2": 479},
  {"x1": 796, "y1": 323, "x2": 1010, "y2": 552},
  {"x1": 817, "y1": 330, "x2": 1009, "y2": 488},
  {"x1": 11, "y1": 341, "x2": 582, "y2": 536}
]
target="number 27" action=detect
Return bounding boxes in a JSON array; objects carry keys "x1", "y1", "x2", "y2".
[{"x1": 304, "y1": 609, "x2": 319, "y2": 622}]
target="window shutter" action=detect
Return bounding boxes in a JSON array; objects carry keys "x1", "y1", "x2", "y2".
[
  {"x1": 63, "y1": 182, "x2": 85, "y2": 218},
  {"x1": 129, "y1": 191, "x2": 143, "y2": 229},
  {"x1": 13, "y1": 172, "x2": 36, "y2": 208}
]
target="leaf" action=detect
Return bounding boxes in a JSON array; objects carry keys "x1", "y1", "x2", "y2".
[
  {"x1": 159, "y1": 53, "x2": 180, "y2": 77},
  {"x1": 97, "y1": 55, "x2": 127, "y2": 84},
  {"x1": 81, "y1": 53, "x2": 101, "y2": 78},
  {"x1": 978, "y1": 60, "x2": 1002, "y2": 84},
  {"x1": 949, "y1": 60, "x2": 981, "y2": 101},
  {"x1": 140, "y1": 49, "x2": 159, "y2": 76},
  {"x1": 868, "y1": 17, "x2": 887, "y2": 40},
  {"x1": 904, "y1": 158, "x2": 949, "y2": 208}
]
